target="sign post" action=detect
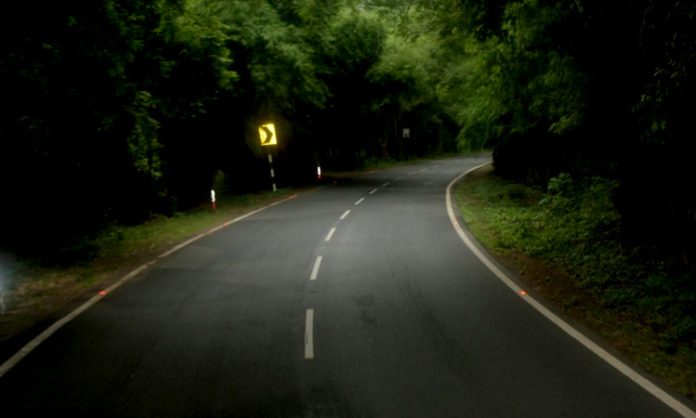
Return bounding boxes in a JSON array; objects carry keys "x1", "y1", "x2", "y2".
[
  {"x1": 268, "y1": 154, "x2": 277, "y2": 192},
  {"x1": 259, "y1": 123, "x2": 278, "y2": 192}
]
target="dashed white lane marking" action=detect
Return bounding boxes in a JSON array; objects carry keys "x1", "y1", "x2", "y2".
[
  {"x1": 420, "y1": 168, "x2": 428, "y2": 172},
  {"x1": 369, "y1": 188, "x2": 378, "y2": 195},
  {"x1": 310, "y1": 256, "x2": 323, "y2": 281},
  {"x1": 0, "y1": 193, "x2": 301, "y2": 380},
  {"x1": 325, "y1": 227, "x2": 336, "y2": 242},
  {"x1": 340, "y1": 209, "x2": 351, "y2": 220},
  {"x1": 305, "y1": 309, "x2": 315, "y2": 360},
  {"x1": 408, "y1": 171, "x2": 418, "y2": 176},
  {"x1": 382, "y1": 182, "x2": 390, "y2": 187},
  {"x1": 355, "y1": 197, "x2": 365, "y2": 206},
  {"x1": 395, "y1": 177, "x2": 404, "y2": 181},
  {"x1": 446, "y1": 164, "x2": 696, "y2": 418}
]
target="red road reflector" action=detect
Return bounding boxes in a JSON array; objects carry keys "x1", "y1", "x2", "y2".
[
  {"x1": 98, "y1": 290, "x2": 107, "y2": 296},
  {"x1": 518, "y1": 290, "x2": 528, "y2": 296}
]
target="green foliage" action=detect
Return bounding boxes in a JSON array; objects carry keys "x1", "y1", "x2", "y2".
[
  {"x1": 211, "y1": 169, "x2": 228, "y2": 196},
  {"x1": 127, "y1": 91, "x2": 162, "y2": 181},
  {"x1": 428, "y1": 0, "x2": 696, "y2": 255},
  {"x1": 209, "y1": 0, "x2": 327, "y2": 113},
  {"x1": 171, "y1": 0, "x2": 238, "y2": 91},
  {"x1": 4, "y1": 0, "x2": 695, "y2": 264},
  {"x1": 324, "y1": 10, "x2": 386, "y2": 75},
  {"x1": 1, "y1": 0, "x2": 461, "y2": 258},
  {"x1": 457, "y1": 170, "x2": 696, "y2": 355},
  {"x1": 437, "y1": 36, "x2": 507, "y2": 150},
  {"x1": 429, "y1": 0, "x2": 587, "y2": 152}
]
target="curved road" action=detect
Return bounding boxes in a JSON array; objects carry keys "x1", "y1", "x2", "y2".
[{"x1": 0, "y1": 156, "x2": 692, "y2": 417}]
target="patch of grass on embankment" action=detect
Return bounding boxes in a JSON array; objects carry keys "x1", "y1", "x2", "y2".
[
  {"x1": 0, "y1": 188, "x2": 298, "y2": 351},
  {"x1": 454, "y1": 164, "x2": 696, "y2": 400}
]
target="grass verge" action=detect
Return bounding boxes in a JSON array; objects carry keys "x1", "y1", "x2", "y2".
[
  {"x1": 0, "y1": 188, "x2": 300, "y2": 356},
  {"x1": 454, "y1": 164, "x2": 696, "y2": 400}
]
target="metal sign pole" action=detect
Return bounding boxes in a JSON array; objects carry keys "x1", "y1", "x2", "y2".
[
  {"x1": 259, "y1": 122, "x2": 278, "y2": 192},
  {"x1": 268, "y1": 153, "x2": 277, "y2": 192}
]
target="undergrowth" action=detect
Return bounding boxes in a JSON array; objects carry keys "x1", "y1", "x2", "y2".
[{"x1": 455, "y1": 166, "x2": 696, "y2": 398}]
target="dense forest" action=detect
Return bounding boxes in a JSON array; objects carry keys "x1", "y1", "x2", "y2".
[{"x1": 1, "y1": 0, "x2": 695, "y2": 265}]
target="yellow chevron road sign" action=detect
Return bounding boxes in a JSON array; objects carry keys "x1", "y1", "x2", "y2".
[{"x1": 259, "y1": 123, "x2": 277, "y2": 146}]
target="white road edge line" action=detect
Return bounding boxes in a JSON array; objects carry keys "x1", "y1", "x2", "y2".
[
  {"x1": 340, "y1": 209, "x2": 351, "y2": 220},
  {"x1": 305, "y1": 309, "x2": 315, "y2": 360},
  {"x1": 310, "y1": 256, "x2": 323, "y2": 281},
  {"x1": 446, "y1": 163, "x2": 696, "y2": 418},
  {"x1": 355, "y1": 197, "x2": 365, "y2": 206},
  {"x1": 325, "y1": 227, "x2": 336, "y2": 242},
  {"x1": 0, "y1": 193, "x2": 300, "y2": 380},
  {"x1": 369, "y1": 188, "x2": 378, "y2": 195}
]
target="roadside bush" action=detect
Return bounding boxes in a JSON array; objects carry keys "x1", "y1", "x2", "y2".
[{"x1": 463, "y1": 170, "x2": 696, "y2": 353}]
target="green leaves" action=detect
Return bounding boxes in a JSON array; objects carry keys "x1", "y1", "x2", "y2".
[
  {"x1": 172, "y1": 0, "x2": 239, "y2": 91},
  {"x1": 324, "y1": 10, "x2": 386, "y2": 75},
  {"x1": 127, "y1": 91, "x2": 162, "y2": 181},
  {"x1": 369, "y1": 26, "x2": 438, "y2": 112}
]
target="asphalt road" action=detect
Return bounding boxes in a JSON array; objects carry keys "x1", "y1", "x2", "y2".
[{"x1": 0, "y1": 156, "x2": 692, "y2": 417}]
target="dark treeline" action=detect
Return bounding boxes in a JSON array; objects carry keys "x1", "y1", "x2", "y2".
[
  {"x1": 0, "y1": 0, "x2": 457, "y2": 261},
  {"x1": 2, "y1": 0, "x2": 695, "y2": 264},
  {"x1": 412, "y1": 0, "x2": 696, "y2": 264},
  {"x1": 430, "y1": 0, "x2": 696, "y2": 361}
]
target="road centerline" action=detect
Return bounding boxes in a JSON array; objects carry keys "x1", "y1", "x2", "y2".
[
  {"x1": 325, "y1": 227, "x2": 337, "y2": 242},
  {"x1": 355, "y1": 197, "x2": 365, "y2": 205},
  {"x1": 369, "y1": 188, "x2": 378, "y2": 195},
  {"x1": 305, "y1": 309, "x2": 314, "y2": 360},
  {"x1": 340, "y1": 209, "x2": 351, "y2": 220},
  {"x1": 310, "y1": 256, "x2": 323, "y2": 281}
]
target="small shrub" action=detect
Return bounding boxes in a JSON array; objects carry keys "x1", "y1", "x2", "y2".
[
  {"x1": 547, "y1": 172, "x2": 574, "y2": 196},
  {"x1": 212, "y1": 170, "x2": 228, "y2": 196}
]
